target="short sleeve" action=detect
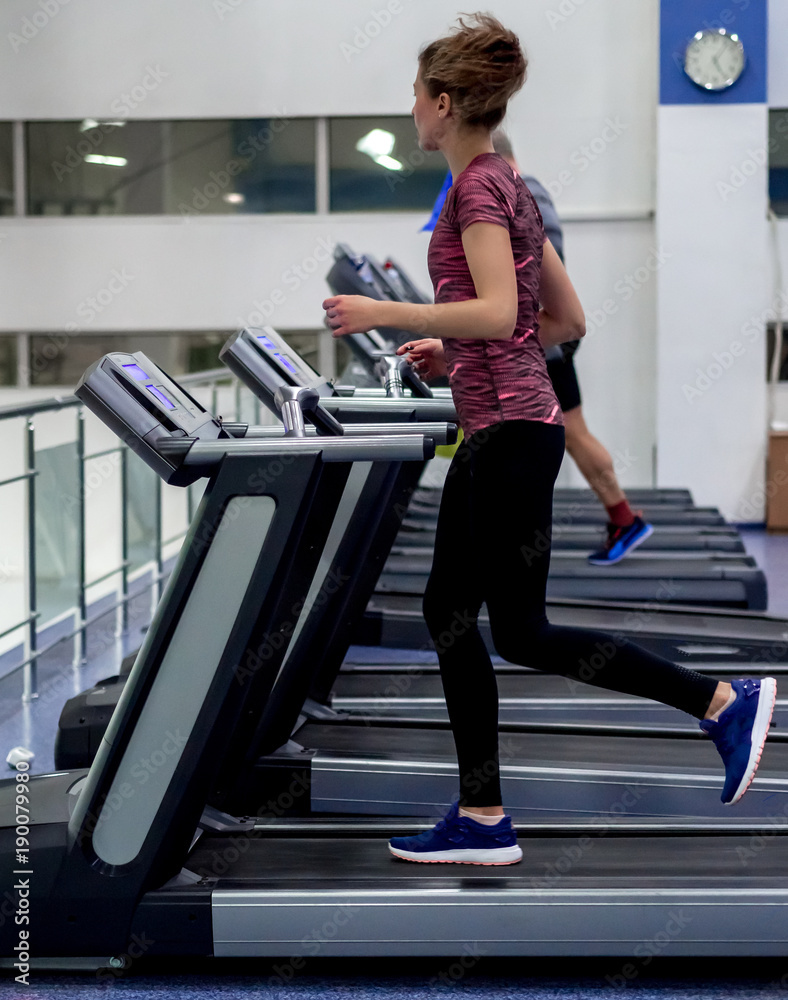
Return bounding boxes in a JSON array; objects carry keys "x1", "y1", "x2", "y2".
[{"x1": 449, "y1": 172, "x2": 514, "y2": 234}]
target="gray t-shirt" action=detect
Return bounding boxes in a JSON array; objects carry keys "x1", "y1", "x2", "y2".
[
  {"x1": 522, "y1": 175, "x2": 563, "y2": 263},
  {"x1": 521, "y1": 174, "x2": 578, "y2": 362}
]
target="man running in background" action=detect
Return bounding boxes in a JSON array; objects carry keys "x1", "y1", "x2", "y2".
[{"x1": 491, "y1": 130, "x2": 653, "y2": 565}]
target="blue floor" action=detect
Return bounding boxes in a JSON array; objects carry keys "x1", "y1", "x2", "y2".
[
  {"x1": 2, "y1": 528, "x2": 788, "y2": 995},
  {"x1": 5, "y1": 961, "x2": 788, "y2": 998}
]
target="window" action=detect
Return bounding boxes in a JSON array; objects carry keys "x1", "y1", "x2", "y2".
[
  {"x1": 0, "y1": 123, "x2": 12, "y2": 216},
  {"x1": 26, "y1": 118, "x2": 316, "y2": 216},
  {"x1": 0, "y1": 336, "x2": 15, "y2": 384},
  {"x1": 329, "y1": 117, "x2": 446, "y2": 212},
  {"x1": 28, "y1": 332, "x2": 233, "y2": 386},
  {"x1": 25, "y1": 329, "x2": 337, "y2": 388},
  {"x1": 769, "y1": 110, "x2": 788, "y2": 218}
]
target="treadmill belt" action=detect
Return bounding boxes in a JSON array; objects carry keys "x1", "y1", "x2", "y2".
[
  {"x1": 358, "y1": 596, "x2": 786, "y2": 661},
  {"x1": 189, "y1": 833, "x2": 788, "y2": 884},
  {"x1": 294, "y1": 722, "x2": 788, "y2": 778}
]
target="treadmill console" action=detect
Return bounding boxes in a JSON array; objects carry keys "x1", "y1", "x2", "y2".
[
  {"x1": 76, "y1": 352, "x2": 225, "y2": 485},
  {"x1": 326, "y1": 244, "x2": 414, "y2": 357},
  {"x1": 327, "y1": 243, "x2": 394, "y2": 302},
  {"x1": 382, "y1": 257, "x2": 430, "y2": 305},
  {"x1": 221, "y1": 327, "x2": 335, "y2": 418}
]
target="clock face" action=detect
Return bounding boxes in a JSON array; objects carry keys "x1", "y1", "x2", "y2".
[{"x1": 684, "y1": 29, "x2": 746, "y2": 91}]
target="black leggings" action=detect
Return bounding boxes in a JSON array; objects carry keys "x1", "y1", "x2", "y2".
[{"x1": 422, "y1": 420, "x2": 719, "y2": 807}]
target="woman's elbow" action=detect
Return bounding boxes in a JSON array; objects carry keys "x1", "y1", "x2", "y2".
[{"x1": 490, "y1": 306, "x2": 518, "y2": 340}]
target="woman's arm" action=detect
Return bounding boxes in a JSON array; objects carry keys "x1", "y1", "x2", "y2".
[
  {"x1": 323, "y1": 222, "x2": 518, "y2": 341},
  {"x1": 395, "y1": 338, "x2": 447, "y2": 380},
  {"x1": 537, "y1": 238, "x2": 586, "y2": 347}
]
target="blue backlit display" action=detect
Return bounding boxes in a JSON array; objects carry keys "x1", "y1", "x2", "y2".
[
  {"x1": 257, "y1": 336, "x2": 277, "y2": 350},
  {"x1": 275, "y1": 353, "x2": 298, "y2": 374},
  {"x1": 147, "y1": 385, "x2": 176, "y2": 410},
  {"x1": 122, "y1": 363, "x2": 149, "y2": 381}
]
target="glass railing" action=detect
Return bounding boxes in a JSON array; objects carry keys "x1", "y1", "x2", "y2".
[{"x1": 0, "y1": 367, "x2": 265, "y2": 704}]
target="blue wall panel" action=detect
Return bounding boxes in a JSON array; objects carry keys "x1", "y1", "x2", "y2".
[{"x1": 660, "y1": 0, "x2": 768, "y2": 105}]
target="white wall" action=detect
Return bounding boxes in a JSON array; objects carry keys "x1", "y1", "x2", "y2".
[
  {"x1": 656, "y1": 105, "x2": 770, "y2": 519},
  {"x1": 0, "y1": 0, "x2": 661, "y2": 491},
  {"x1": 769, "y1": 0, "x2": 788, "y2": 106},
  {"x1": 770, "y1": 0, "x2": 788, "y2": 496}
]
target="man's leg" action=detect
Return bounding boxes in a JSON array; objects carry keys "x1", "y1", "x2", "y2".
[{"x1": 563, "y1": 405, "x2": 627, "y2": 509}]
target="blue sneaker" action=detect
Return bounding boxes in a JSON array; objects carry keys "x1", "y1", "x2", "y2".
[
  {"x1": 699, "y1": 677, "x2": 777, "y2": 805},
  {"x1": 388, "y1": 802, "x2": 523, "y2": 865},
  {"x1": 588, "y1": 515, "x2": 654, "y2": 565}
]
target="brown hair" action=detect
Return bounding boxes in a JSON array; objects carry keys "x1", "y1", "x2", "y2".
[{"x1": 418, "y1": 12, "x2": 527, "y2": 131}]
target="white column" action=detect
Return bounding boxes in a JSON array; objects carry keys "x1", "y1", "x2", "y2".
[{"x1": 655, "y1": 103, "x2": 770, "y2": 519}]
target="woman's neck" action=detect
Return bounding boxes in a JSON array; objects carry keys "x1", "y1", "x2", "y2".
[{"x1": 440, "y1": 130, "x2": 495, "y2": 181}]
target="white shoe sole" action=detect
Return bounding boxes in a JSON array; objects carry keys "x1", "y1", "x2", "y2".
[
  {"x1": 727, "y1": 676, "x2": 777, "y2": 805},
  {"x1": 388, "y1": 844, "x2": 523, "y2": 865},
  {"x1": 588, "y1": 523, "x2": 654, "y2": 566}
]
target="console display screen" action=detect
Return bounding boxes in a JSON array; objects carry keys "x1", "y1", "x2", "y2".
[
  {"x1": 276, "y1": 353, "x2": 298, "y2": 374},
  {"x1": 147, "y1": 385, "x2": 176, "y2": 410},
  {"x1": 122, "y1": 363, "x2": 149, "y2": 382}
]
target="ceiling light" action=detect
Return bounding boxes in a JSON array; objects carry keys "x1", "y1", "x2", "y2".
[
  {"x1": 374, "y1": 154, "x2": 404, "y2": 171},
  {"x1": 355, "y1": 129, "x2": 396, "y2": 159},
  {"x1": 84, "y1": 155, "x2": 128, "y2": 166},
  {"x1": 79, "y1": 119, "x2": 126, "y2": 132}
]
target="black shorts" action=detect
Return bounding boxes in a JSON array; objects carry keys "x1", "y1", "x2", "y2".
[{"x1": 546, "y1": 339, "x2": 582, "y2": 413}]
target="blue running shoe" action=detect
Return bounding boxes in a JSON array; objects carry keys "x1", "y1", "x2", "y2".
[
  {"x1": 588, "y1": 515, "x2": 654, "y2": 565},
  {"x1": 388, "y1": 803, "x2": 523, "y2": 865},
  {"x1": 699, "y1": 677, "x2": 777, "y2": 805}
]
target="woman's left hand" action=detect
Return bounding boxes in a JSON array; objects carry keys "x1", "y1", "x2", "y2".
[{"x1": 323, "y1": 295, "x2": 381, "y2": 337}]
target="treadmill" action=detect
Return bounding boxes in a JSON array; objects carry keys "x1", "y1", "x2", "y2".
[
  {"x1": 224, "y1": 323, "x2": 767, "y2": 610},
  {"x1": 218, "y1": 327, "x2": 784, "y2": 662},
  {"x1": 6, "y1": 348, "x2": 788, "y2": 963},
  {"x1": 55, "y1": 333, "x2": 788, "y2": 780},
  {"x1": 202, "y1": 331, "x2": 788, "y2": 823},
  {"x1": 326, "y1": 246, "x2": 758, "y2": 562}
]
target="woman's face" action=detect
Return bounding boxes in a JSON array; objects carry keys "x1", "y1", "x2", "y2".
[{"x1": 412, "y1": 71, "x2": 446, "y2": 152}]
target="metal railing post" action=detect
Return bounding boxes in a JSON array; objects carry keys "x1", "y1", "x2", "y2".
[
  {"x1": 154, "y1": 475, "x2": 163, "y2": 609},
  {"x1": 22, "y1": 416, "x2": 37, "y2": 702},
  {"x1": 120, "y1": 446, "x2": 130, "y2": 634},
  {"x1": 73, "y1": 407, "x2": 87, "y2": 666}
]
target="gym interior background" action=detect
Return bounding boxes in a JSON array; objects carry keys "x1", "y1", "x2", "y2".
[
  {"x1": 2, "y1": 0, "x2": 787, "y2": 681},
  {"x1": 1, "y1": 0, "x2": 788, "y2": 991}
]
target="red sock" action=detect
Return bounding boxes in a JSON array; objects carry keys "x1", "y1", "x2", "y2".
[{"x1": 606, "y1": 499, "x2": 635, "y2": 528}]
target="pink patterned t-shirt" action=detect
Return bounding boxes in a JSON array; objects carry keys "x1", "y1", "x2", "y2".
[{"x1": 427, "y1": 152, "x2": 562, "y2": 438}]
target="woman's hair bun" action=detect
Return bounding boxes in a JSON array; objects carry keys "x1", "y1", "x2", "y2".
[{"x1": 419, "y1": 12, "x2": 527, "y2": 130}]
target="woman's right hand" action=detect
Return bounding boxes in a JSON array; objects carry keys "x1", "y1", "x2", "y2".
[{"x1": 396, "y1": 338, "x2": 447, "y2": 381}]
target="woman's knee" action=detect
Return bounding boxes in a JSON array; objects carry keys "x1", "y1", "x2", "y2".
[{"x1": 490, "y1": 618, "x2": 548, "y2": 665}]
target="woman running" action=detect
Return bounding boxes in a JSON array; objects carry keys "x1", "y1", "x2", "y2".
[{"x1": 323, "y1": 12, "x2": 775, "y2": 865}]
